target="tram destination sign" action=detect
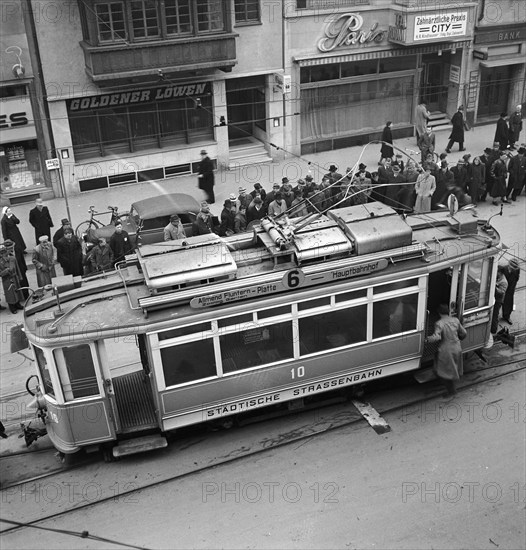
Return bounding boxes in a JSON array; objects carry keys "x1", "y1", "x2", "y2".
[{"x1": 190, "y1": 258, "x2": 388, "y2": 308}]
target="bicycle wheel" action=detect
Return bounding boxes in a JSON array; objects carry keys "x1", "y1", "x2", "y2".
[{"x1": 76, "y1": 220, "x2": 100, "y2": 242}]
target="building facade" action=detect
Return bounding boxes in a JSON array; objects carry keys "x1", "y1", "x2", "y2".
[
  {"x1": 0, "y1": 0, "x2": 55, "y2": 206},
  {"x1": 283, "y1": 0, "x2": 478, "y2": 155},
  {"x1": 30, "y1": 0, "x2": 285, "y2": 196}
]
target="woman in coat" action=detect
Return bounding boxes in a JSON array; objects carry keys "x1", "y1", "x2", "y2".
[
  {"x1": 469, "y1": 156, "x2": 486, "y2": 203},
  {"x1": 0, "y1": 244, "x2": 24, "y2": 313},
  {"x1": 414, "y1": 168, "x2": 436, "y2": 213},
  {"x1": 1, "y1": 207, "x2": 29, "y2": 297},
  {"x1": 490, "y1": 152, "x2": 509, "y2": 205},
  {"x1": 426, "y1": 304, "x2": 467, "y2": 396},
  {"x1": 380, "y1": 121, "x2": 393, "y2": 161}
]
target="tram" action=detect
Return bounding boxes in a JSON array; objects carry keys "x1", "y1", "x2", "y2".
[{"x1": 20, "y1": 200, "x2": 500, "y2": 459}]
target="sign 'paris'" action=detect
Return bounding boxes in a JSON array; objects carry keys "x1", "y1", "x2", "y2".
[{"x1": 317, "y1": 13, "x2": 387, "y2": 52}]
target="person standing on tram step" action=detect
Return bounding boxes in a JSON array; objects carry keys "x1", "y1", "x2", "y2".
[
  {"x1": 197, "y1": 149, "x2": 215, "y2": 204},
  {"x1": 491, "y1": 265, "x2": 508, "y2": 334},
  {"x1": 446, "y1": 105, "x2": 466, "y2": 153},
  {"x1": 494, "y1": 112, "x2": 509, "y2": 151},
  {"x1": 29, "y1": 198, "x2": 54, "y2": 246},
  {"x1": 426, "y1": 304, "x2": 467, "y2": 396},
  {"x1": 32, "y1": 235, "x2": 57, "y2": 287},
  {"x1": 380, "y1": 121, "x2": 394, "y2": 162},
  {"x1": 501, "y1": 258, "x2": 520, "y2": 325}
]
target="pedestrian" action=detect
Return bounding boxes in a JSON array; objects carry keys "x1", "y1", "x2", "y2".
[
  {"x1": 417, "y1": 126, "x2": 435, "y2": 164},
  {"x1": 29, "y1": 198, "x2": 54, "y2": 245},
  {"x1": 414, "y1": 167, "x2": 436, "y2": 213},
  {"x1": 236, "y1": 187, "x2": 251, "y2": 211},
  {"x1": 506, "y1": 146, "x2": 526, "y2": 201},
  {"x1": 494, "y1": 112, "x2": 509, "y2": 151},
  {"x1": 250, "y1": 183, "x2": 266, "y2": 203},
  {"x1": 490, "y1": 151, "x2": 510, "y2": 205},
  {"x1": 384, "y1": 165, "x2": 405, "y2": 210},
  {"x1": 290, "y1": 190, "x2": 309, "y2": 217},
  {"x1": 1, "y1": 207, "x2": 29, "y2": 297},
  {"x1": 83, "y1": 242, "x2": 96, "y2": 276},
  {"x1": 109, "y1": 221, "x2": 133, "y2": 264},
  {"x1": 508, "y1": 105, "x2": 523, "y2": 149},
  {"x1": 247, "y1": 196, "x2": 266, "y2": 224},
  {"x1": 193, "y1": 202, "x2": 214, "y2": 235},
  {"x1": 415, "y1": 101, "x2": 430, "y2": 140},
  {"x1": 426, "y1": 303, "x2": 467, "y2": 396},
  {"x1": 90, "y1": 237, "x2": 114, "y2": 272},
  {"x1": 219, "y1": 200, "x2": 236, "y2": 237},
  {"x1": 267, "y1": 192, "x2": 288, "y2": 217},
  {"x1": 0, "y1": 243, "x2": 24, "y2": 313},
  {"x1": 433, "y1": 160, "x2": 454, "y2": 209},
  {"x1": 55, "y1": 228, "x2": 83, "y2": 276},
  {"x1": 375, "y1": 157, "x2": 393, "y2": 202},
  {"x1": 491, "y1": 265, "x2": 508, "y2": 334},
  {"x1": 32, "y1": 235, "x2": 57, "y2": 287},
  {"x1": 502, "y1": 258, "x2": 520, "y2": 324},
  {"x1": 234, "y1": 207, "x2": 247, "y2": 234},
  {"x1": 446, "y1": 105, "x2": 466, "y2": 153},
  {"x1": 163, "y1": 214, "x2": 186, "y2": 241},
  {"x1": 197, "y1": 149, "x2": 215, "y2": 204},
  {"x1": 380, "y1": 121, "x2": 394, "y2": 161},
  {"x1": 350, "y1": 171, "x2": 372, "y2": 205},
  {"x1": 470, "y1": 156, "x2": 486, "y2": 203},
  {"x1": 53, "y1": 218, "x2": 72, "y2": 247}
]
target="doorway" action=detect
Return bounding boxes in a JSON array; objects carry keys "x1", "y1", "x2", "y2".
[
  {"x1": 421, "y1": 54, "x2": 450, "y2": 112},
  {"x1": 477, "y1": 66, "x2": 512, "y2": 118},
  {"x1": 226, "y1": 77, "x2": 266, "y2": 143}
]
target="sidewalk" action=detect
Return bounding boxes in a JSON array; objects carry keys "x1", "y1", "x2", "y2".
[{"x1": 5, "y1": 121, "x2": 525, "y2": 252}]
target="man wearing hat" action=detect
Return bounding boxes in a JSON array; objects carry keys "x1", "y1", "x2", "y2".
[
  {"x1": 90, "y1": 236, "x2": 114, "y2": 272},
  {"x1": 237, "y1": 187, "x2": 250, "y2": 211},
  {"x1": 502, "y1": 258, "x2": 521, "y2": 324},
  {"x1": 417, "y1": 126, "x2": 435, "y2": 164},
  {"x1": 489, "y1": 151, "x2": 510, "y2": 205},
  {"x1": 29, "y1": 198, "x2": 54, "y2": 245},
  {"x1": 164, "y1": 214, "x2": 186, "y2": 242},
  {"x1": 324, "y1": 165, "x2": 343, "y2": 197},
  {"x1": 32, "y1": 235, "x2": 57, "y2": 287},
  {"x1": 446, "y1": 105, "x2": 466, "y2": 153},
  {"x1": 508, "y1": 105, "x2": 523, "y2": 150},
  {"x1": 55, "y1": 227, "x2": 83, "y2": 276},
  {"x1": 250, "y1": 183, "x2": 266, "y2": 203},
  {"x1": 357, "y1": 163, "x2": 372, "y2": 179},
  {"x1": 0, "y1": 243, "x2": 24, "y2": 313},
  {"x1": 433, "y1": 160, "x2": 454, "y2": 209},
  {"x1": 194, "y1": 202, "x2": 214, "y2": 235},
  {"x1": 53, "y1": 218, "x2": 72, "y2": 247},
  {"x1": 197, "y1": 150, "x2": 215, "y2": 204},
  {"x1": 264, "y1": 183, "x2": 282, "y2": 210},
  {"x1": 219, "y1": 200, "x2": 236, "y2": 237},
  {"x1": 247, "y1": 196, "x2": 266, "y2": 224},
  {"x1": 494, "y1": 112, "x2": 509, "y2": 151}
]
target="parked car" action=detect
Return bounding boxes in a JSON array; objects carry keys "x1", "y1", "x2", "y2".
[{"x1": 83, "y1": 193, "x2": 202, "y2": 247}]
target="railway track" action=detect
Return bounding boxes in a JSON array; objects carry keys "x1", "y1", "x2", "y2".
[{"x1": 0, "y1": 337, "x2": 524, "y2": 538}]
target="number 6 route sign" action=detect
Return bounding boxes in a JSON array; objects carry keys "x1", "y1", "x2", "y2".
[{"x1": 45, "y1": 158, "x2": 60, "y2": 170}]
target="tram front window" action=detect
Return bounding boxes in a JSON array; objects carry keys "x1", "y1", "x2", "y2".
[
  {"x1": 33, "y1": 345, "x2": 54, "y2": 397},
  {"x1": 54, "y1": 344, "x2": 99, "y2": 400}
]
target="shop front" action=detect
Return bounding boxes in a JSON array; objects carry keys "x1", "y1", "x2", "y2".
[{"x1": 285, "y1": 5, "x2": 475, "y2": 154}]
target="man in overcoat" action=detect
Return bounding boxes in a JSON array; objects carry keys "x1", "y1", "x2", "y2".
[
  {"x1": 446, "y1": 106, "x2": 466, "y2": 153},
  {"x1": 197, "y1": 150, "x2": 215, "y2": 204},
  {"x1": 55, "y1": 228, "x2": 83, "y2": 276},
  {"x1": 29, "y1": 198, "x2": 54, "y2": 245},
  {"x1": 0, "y1": 243, "x2": 24, "y2": 313},
  {"x1": 32, "y1": 235, "x2": 57, "y2": 287},
  {"x1": 494, "y1": 112, "x2": 509, "y2": 150}
]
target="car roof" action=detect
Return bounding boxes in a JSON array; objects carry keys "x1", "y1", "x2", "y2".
[{"x1": 131, "y1": 193, "x2": 201, "y2": 219}]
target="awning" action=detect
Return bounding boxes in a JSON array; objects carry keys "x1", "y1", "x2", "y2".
[
  {"x1": 295, "y1": 40, "x2": 471, "y2": 66},
  {"x1": 480, "y1": 56, "x2": 525, "y2": 68}
]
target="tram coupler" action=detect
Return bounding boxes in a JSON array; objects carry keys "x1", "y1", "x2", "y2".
[{"x1": 20, "y1": 421, "x2": 47, "y2": 447}]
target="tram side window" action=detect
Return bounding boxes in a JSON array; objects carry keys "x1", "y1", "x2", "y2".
[
  {"x1": 53, "y1": 345, "x2": 99, "y2": 400},
  {"x1": 373, "y1": 294, "x2": 418, "y2": 339},
  {"x1": 220, "y1": 321, "x2": 293, "y2": 373},
  {"x1": 299, "y1": 305, "x2": 367, "y2": 355},
  {"x1": 33, "y1": 346, "x2": 54, "y2": 397},
  {"x1": 161, "y1": 338, "x2": 216, "y2": 386}
]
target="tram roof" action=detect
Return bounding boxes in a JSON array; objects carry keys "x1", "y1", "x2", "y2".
[{"x1": 22, "y1": 203, "x2": 501, "y2": 343}]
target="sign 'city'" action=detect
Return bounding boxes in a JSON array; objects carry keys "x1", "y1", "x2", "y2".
[
  {"x1": 318, "y1": 13, "x2": 386, "y2": 52},
  {"x1": 414, "y1": 12, "x2": 468, "y2": 41}
]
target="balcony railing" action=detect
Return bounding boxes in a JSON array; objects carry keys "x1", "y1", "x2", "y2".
[{"x1": 81, "y1": 34, "x2": 237, "y2": 83}]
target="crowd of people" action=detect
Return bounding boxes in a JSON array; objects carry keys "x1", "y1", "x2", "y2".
[{"x1": 0, "y1": 199, "x2": 134, "y2": 313}]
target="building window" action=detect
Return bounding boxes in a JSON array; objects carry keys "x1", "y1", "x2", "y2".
[
  {"x1": 95, "y1": 2, "x2": 127, "y2": 42},
  {"x1": 130, "y1": 0, "x2": 160, "y2": 39},
  {"x1": 196, "y1": 0, "x2": 224, "y2": 33},
  {"x1": 234, "y1": 0, "x2": 260, "y2": 24},
  {"x1": 165, "y1": 0, "x2": 192, "y2": 35}
]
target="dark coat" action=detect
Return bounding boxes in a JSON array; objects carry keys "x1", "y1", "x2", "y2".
[
  {"x1": 1, "y1": 214, "x2": 26, "y2": 253},
  {"x1": 494, "y1": 117, "x2": 509, "y2": 149},
  {"x1": 198, "y1": 156, "x2": 215, "y2": 192},
  {"x1": 90, "y1": 243, "x2": 114, "y2": 272},
  {"x1": 0, "y1": 251, "x2": 24, "y2": 304},
  {"x1": 29, "y1": 206, "x2": 54, "y2": 245},
  {"x1": 219, "y1": 207, "x2": 235, "y2": 236},
  {"x1": 246, "y1": 203, "x2": 266, "y2": 224},
  {"x1": 56, "y1": 235, "x2": 83, "y2": 276},
  {"x1": 449, "y1": 111, "x2": 465, "y2": 142},
  {"x1": 109, "y1": 230, "x2": 133, "y2": 264},
  {"x1": 490, "y1": 159, "x2": 508, "y2": 197},
  {"x1": 509, "y1": 112, "x2": 523, "y2": 143},
  {"x1": 502, "y1": 264, "x2": 520, "y2": 319},
  {"x1": 433, "y1": 169, "x2": 455, "y2": 209},
  {"x1": 380, "y1": 126, "x2": 394, "y2": 159},
  {"x1": 507, "y1": 154, "x2": 526, "y2": 190},
  {"x1": 469, "y1": 162, "x2": 486, "y2": 202}
]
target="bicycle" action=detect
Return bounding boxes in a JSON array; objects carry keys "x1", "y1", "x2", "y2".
[{"x1": 75, "y1": 205, "x2": 123, "y2": 244}]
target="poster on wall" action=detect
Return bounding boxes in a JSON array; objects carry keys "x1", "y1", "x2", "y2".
[
  {"x1": 414, "y1": 12, "x2": 468, "y2": 41},
  {"x1": 449, "y1": 65, "x2": 461, "y2": 84}
]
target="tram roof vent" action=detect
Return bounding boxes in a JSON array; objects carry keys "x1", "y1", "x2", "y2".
[
  {"x1": 328, "y1": 202, "x2": 412, "y2": 255},
  {"x1": 446, "y1": 210, "x2": 478, "y2": 235}
]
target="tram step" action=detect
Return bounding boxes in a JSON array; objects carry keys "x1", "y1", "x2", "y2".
[{"x1": 112, "y1": 434, "x2": 168, "y2": 458}]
